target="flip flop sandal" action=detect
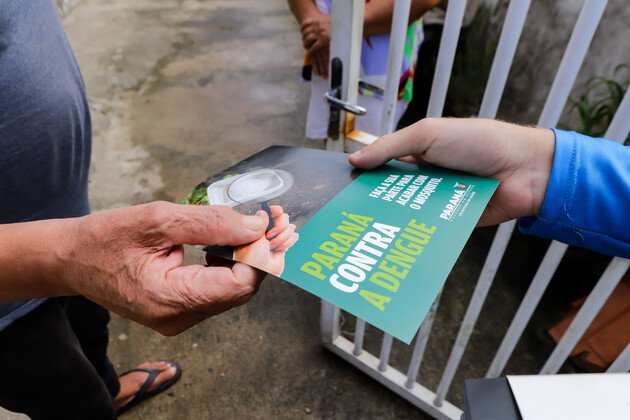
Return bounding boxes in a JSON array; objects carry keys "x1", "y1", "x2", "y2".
[{"x1": 115, "y1": 360, "x2": 182, "y2": 416}]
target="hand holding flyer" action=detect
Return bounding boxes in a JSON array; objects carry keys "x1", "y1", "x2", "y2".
[{"x1": 181, "y1": 146, "x2": 498, "y2": 343}]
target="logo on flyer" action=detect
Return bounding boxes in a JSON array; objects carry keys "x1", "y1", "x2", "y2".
[{"x1": 440, "y1": 184, "x2": 474, "y2": 221}]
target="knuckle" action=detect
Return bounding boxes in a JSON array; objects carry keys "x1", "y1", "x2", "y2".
[
  {"x1": 418, "y1": 117, "x2": 440, "y2": 136},
  {"x1": 207, "y1": 205, "x2": 232, "y2": 234},
  {"x1": 144, "y1": 201, "x2": 175, "y2": 226}
]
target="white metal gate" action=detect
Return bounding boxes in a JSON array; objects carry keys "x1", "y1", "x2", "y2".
[{"x1": 320, "y1": 1, "x2": 630, "y2": 418}]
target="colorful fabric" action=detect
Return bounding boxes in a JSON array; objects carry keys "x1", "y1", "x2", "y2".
[
  {"x1": 303, "y1": 0, "x2": 423, "y2": 102},
  {"x1": 358, "y1": 19, "x2": 423, "y2": 102},
  {"x1": 302, "y1": 0, "x2": 424, "y2": 139}
]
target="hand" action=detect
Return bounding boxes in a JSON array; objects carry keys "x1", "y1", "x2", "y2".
[
  {"x1": 349, "y1": 118, "x2": 556, "y2": 226},
  {"x1": 301, "y1": 15, "x2": 330, "y2": 78},
  {"x1": 53, "y1": 202, "x2": 268, "y2": 335},
  {"x1": 266, "y1": 205, "x2": 299, "y2": 252},
  {"x1": 234, "y1": 206, "x2": 299, "y2": 276}
]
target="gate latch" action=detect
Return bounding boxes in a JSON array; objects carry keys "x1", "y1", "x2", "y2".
[{"x1": 324, "y1": 58, "x2": 367, "y2": 140}]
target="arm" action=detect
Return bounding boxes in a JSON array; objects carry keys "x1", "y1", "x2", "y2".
[
  {"x1": 287, "y1": 0, "x2": 321, "y2": 24},
  {"x1": 287, "y1": 0, "x2": 330, "y2": 78},
  {"x1": 288, "y1": 0, "x2": 439, "y2": 78},
  {"x1": 349, "y1": 117, "x2": 630, "y2": 258},
  {"x1": 364, "y1": 0, "x2": 440, "y2": 35},
  {"x1": 287, "y1": 0, "x2": 439, "y2": 31},
  {"x1": 0, "y1": 202, "x2": 268, "y2": 335}
]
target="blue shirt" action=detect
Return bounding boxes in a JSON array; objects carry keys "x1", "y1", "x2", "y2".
[
  {"x1": 0, "y1": 0, "x2": 91, "y2": 329},
  {"x1": 520, "y1": 129, "x2": 630, "y2": 258}
]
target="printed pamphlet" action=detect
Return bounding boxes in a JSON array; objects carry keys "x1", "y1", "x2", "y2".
[{"x1": 180, "y1": 146, "x2": 499, "y2": 344}]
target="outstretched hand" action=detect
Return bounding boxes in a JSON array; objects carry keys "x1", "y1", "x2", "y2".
[
  {"x1": 0, "y1": 202, "x2": 269, "y2": 336},
  {"x1": 349, "y1": 118, "x2": 556, "y2": 226}
]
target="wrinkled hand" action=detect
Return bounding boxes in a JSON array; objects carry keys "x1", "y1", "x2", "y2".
[
  {"x1": 349, "y1": 118, "x2": 555, "y2": 226},
  {"x1": 301, "y1": 14, "x2": 330, "y2": 78},
  {"x1": 234, "y1": 206, "x2": 299, "y2": 276},
  {"x1": 57, "y1": 202, "x2": 268, "y2": 335}
]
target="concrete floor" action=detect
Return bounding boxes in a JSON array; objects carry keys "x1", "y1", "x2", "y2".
[
  {"x1": 68, "y1": 1, "x2": 431, "y2": 418},
  {"x1": 2, "y1": 1, "x2": 598, "y2": 419}
]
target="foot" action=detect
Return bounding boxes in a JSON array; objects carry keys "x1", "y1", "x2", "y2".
[{"x1": 113, "y1": 361, "x2": 178, "y2": 411}]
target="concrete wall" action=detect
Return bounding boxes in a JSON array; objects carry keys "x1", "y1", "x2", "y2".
[{"x1": 482, "y1": 0, "x2": 630, "y2": 125}]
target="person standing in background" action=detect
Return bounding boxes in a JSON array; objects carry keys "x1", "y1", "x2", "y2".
[{"x1": 288, "y1": 0, "x2": 439, "y2": 139}]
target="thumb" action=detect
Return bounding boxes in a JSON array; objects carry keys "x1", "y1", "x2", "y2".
[{"x1": 159, "y1": 203, "x2": 267, "y2": 246}]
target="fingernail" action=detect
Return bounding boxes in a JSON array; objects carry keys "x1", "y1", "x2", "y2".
[
  {"x1": 244, "y1": 213, "x2": 266, "y2": 231},
  {"x1": 350, "y1": 149, "x2": 362, "y2": 158}
]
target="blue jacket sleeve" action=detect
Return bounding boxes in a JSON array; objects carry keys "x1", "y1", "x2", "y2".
[{"x1": 519, "y1": 129, "x2": 630, "y2": 258}]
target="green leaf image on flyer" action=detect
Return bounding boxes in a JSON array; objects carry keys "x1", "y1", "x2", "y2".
[{"x1": 181, "y1": 146, "x2": 499, "y2": 344}]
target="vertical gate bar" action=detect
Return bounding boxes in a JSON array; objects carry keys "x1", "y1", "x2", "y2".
[
  {"x1": 354, "y1": 318, "x2": 367, "y2": 355},
  {"x1": 607, "y1": 341, "x2": 630, "y2": 373},
  {"x1": 379, "y1": 0, "x2": 411, "y2": 136},
  {"x1": 485, "y1": 241, "x2": 569, "y2": 377},
  {"x1": 537, "y1": 0, "x2": 607, "y2": 128},
  {"x1": 486, "y1": 0, "x2": 611, "y2": 380},
  {"x1": 320, "y1": 300, "x2": 341, "y2": 344},
  {"x1": 425, "y1": 0, "x2": 467, "y2": 118},
  {"x1": 540, "y1": 257, "x2": 630, "y2": 374},
  {"x1": 433, "y1": 220, "x2": 516, "y2": 406},
  {"x1": 531, "y1": 62, "x2": 626, "y2": 376},
  {"x1": 478, "y1": 0, "x2": 531, "y2": 119},
  {"x1": 484, "y1": 71, "x2": 629, "y2": 379},
  {"x1": 378, "y1": 333, "x2": 394, "y2": 372},
  {"x1": 463, "y1": 0, "x2": 530, "y2": 381},
  {"x1": 405, "y1": 288, "x2": 444, "y2": 388},
  {"x1": 327, "y1": 0, "x2": 365, "y2": 152},
  {"x1": 604, "y1": 89, "x2": 630, "y2": 143}
]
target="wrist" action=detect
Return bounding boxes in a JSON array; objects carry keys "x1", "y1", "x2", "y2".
[
  {"x1": 300, "y1": 12, "x2": 319, "y2": 25},
  {"x1": 49, "y1": 217, "x2": 86, "y2": 296},
  {"x1": 527, "y1": 127, "x2": 555, "y2": 217},
  {"x1": 0, "y1": 218, "x2": 77, "y2": 301}
]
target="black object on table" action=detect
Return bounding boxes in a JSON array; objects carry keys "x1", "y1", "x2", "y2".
[{"x1": 461, "y1": 377, "x2": 522, "y2": 420}]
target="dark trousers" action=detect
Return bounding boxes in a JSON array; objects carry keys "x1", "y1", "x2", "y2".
[{"x1": 0, "y1": 297, "x2": 120, "y2": 420}]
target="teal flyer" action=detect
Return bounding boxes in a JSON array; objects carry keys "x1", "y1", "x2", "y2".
[{"x1": 182, "y1": 146, "x2": 499, "y2": 344}]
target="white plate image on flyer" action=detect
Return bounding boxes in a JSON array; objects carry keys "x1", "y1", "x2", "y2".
[
  {"x1": 207, "y1": 168, "x2": 294, "y2": 233},
  {"x1": 207, "y1": 169, "x2": 294, "y2": 208},
  {"x1": 506, "y1": 373, "x2": 630, "y2": 420}
]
